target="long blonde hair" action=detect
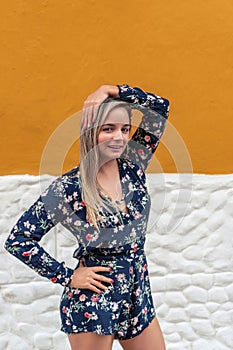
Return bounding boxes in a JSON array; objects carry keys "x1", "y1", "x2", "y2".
[{"x1": 79, "y1": 98, "x2": 131, "y2": 228}]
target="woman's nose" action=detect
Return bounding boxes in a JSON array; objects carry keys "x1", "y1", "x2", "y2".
[{"x1": 113, "y1": 129, "x2": 123, "y2": 139}]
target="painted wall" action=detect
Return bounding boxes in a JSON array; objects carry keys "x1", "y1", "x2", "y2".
[
  {"x1": 1, "y1": 174, "x2": 233, "y2": 349},
  {"x1": 0, "y1": 0, "x2": 233, "y2": 175},
  {"x1": 1, "y1": 2, "x2": 233, "y2": 349}
]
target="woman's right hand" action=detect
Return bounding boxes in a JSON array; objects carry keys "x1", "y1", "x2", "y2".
[
  {"x1": 81, "y1": 84, "x2": 119, "y2": 131},
  {"x1": 69, "y1": 259, "x2": 114, "y2": 294}
]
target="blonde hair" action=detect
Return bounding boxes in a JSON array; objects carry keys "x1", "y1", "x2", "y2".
[{"x1": 79, "y1": 98, "x2": 131, "y2": 228}]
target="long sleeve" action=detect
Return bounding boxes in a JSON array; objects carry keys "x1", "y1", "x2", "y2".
[
  {"x1": 118, "y1": 84, "x2": 170, "y2": 171},
  {"x1": 4, "y1": 177, "x2": 74, "y2": 286}
]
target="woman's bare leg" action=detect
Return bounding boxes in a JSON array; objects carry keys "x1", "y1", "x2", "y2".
[
  {"x1": 118, "y1": 316, "x2": 166, "y2": 350},
  {"x1": 68, "y1": 332, "x2": 115, "y2": 350}
]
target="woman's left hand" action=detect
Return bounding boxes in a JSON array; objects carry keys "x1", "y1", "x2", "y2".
[{"x1": 81, "y1": 85, "x2": 119, "y2": 131}]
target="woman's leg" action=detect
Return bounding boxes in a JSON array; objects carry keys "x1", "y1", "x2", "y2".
[
  {"x1": 118, "y1": 316, "x2": 166, "y2": 350},
  {"x1": 68, "y1": 332, "x2": 115, "y2": 350}
]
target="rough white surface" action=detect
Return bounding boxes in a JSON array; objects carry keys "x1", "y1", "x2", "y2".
[{"x1": 0, "y1": 173, "x2": 233, "y2": 350}]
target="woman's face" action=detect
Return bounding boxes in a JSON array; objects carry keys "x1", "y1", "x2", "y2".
[{"x1": 97, "y1": 106, "x2": 131, "y2": 161}]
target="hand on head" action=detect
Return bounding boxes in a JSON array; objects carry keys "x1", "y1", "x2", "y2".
[{"x1": 81, "y1": 85, "x2": 119, "y2": 131}]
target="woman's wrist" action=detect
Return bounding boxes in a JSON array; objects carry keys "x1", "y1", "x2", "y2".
[{"x1": 102, "y1": 85, "x2": 119, "y2": 98}]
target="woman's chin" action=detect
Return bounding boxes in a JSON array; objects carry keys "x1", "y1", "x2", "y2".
[{"x1": 99, "y1": 151, "x2": 123, "y2": 162}]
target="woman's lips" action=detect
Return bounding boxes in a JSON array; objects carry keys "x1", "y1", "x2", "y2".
[{"x1": 108, "y1": 145, "x2": 124, "y2": 149}]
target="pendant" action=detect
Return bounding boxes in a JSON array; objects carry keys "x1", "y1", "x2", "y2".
[{"x1": 115, "y1": 196, "x2": 125, "y2": 205}]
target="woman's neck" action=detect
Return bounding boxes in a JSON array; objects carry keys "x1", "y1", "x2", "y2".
[
  {"x1": 98, "y1": 158, "x2": 118, "y2": 177},
  {"x1": 97, "y1": 158, "x2": 124, "y2": 203},
  {"x1": 96, "y1": 158, "x2": 128, "y2": 213}
]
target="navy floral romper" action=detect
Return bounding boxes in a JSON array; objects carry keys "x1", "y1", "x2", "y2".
[{"x1": 5, "y1": 84, "x2": 169, "y2": 340}]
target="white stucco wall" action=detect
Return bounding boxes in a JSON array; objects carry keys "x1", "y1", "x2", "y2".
[{"x1": 0, "y1": 173, "x2": 233, "y2": 350}]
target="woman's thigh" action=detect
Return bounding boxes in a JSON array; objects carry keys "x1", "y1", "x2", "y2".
[
  {"x1": 118, "y1": 317, "x2": 166, "y2": 350},
  {"x1": 68, "y1": 332, "x2": 115, "y2": 350}
]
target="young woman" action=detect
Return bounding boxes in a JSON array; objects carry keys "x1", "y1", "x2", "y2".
[{"x1": 5, "y1": 84, "x2": 169, "y2": 350}]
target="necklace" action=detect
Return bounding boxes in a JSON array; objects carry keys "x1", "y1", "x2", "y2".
[
  {"x1": 97, "y1": 185, "x2": 125, "y2": 206},
  {"x1": 114, "y1": 195, "x2": 125, "y2": 205},
  {"x1": 98, "y1": 186, "x2": 129, "y2": 216}
]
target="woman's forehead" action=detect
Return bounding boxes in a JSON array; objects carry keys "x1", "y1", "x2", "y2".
[{"x1": 104, "y1": 107, "x2": 130, "y2": 124}]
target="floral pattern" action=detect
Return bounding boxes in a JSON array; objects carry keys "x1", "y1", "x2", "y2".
[
  {"x1": 60, "y1": 247, "x2": 155, "y2": 339},
  {"x1": 5, "y1": 84, "x2": 169, "y2": 339}
]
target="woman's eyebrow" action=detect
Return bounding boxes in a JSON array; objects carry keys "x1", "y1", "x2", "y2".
[{"x1": 102, "y1": 123, "x2": 131, "y2": 127}]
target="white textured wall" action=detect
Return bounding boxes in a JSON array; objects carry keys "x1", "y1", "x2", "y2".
[{"x1": 0, "y1": 174, "x2": 233, "y2": 350}]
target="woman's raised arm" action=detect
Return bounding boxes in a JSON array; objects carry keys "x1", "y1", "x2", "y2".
[
  {"x1": 118, "y1": 84, "x2": 170, "y2": 171},
  {"x1": 81, "y1": 83, "x2": 169, "y2": 171}
]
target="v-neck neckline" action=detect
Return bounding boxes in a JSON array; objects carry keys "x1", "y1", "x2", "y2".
[
  {"x1": 116, "y1": 158, "x2": 131, "y2": 216},
  {"x1": 97, "y1": 158, "x2": 123, "y2": 202},
  {"x1": 97, "y1": 158, "x2": 131, "y2": 217}
]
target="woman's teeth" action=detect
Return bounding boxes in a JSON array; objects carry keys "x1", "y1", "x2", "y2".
[{"x1": 108, "y1": 146, "x2": 122, "y2": 149}]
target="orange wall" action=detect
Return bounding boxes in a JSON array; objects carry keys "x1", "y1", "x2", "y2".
[{"x1": 1, "y1": 0, "x2": 233, "y2": 175}]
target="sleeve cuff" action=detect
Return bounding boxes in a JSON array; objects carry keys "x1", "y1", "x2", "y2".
[{"x1": 49, "y1": 263, "x2": 74, "y2": 287}]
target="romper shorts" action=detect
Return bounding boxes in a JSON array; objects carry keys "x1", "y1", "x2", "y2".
[{"x1": 60, "y1": 246, "x2": 156, "y2": 340}]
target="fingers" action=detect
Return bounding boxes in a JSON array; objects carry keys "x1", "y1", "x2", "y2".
[
  {"x1": 73, "y1": 265, "x2": 114, "y2": 294},
  {"x1": 92, "y1": 266, "x2": 112, "y2": 273},
  {"x1": 82, "y1": 103, "x2": 100, "y2": 132},
  {"x1": 82, "y1": 103, "x2": 92, "y2": 130},
  {"x1": 89, "y1": 283, "x2": 107, "y2": 294},
  {"x1": 92, "y1": 272, "x2": 114, "y2": 285},
  {"x1": 92, "y1": 102, "x2": 101, "y2": 123},
  {"x1": 81, "y1": 99, "x2": 100, "y2": 130},
  {"x1": 89, "y1": 279, "x2": 109, "y2": 293},
  {"x1": 89, "y1": 266, "x2": 113, "y2": 285},
  {"x1": 81, "y1": 86, "x2": 110, "y2": 132},
  {"x1": 76, "y1": 271, "x2": 113, "y2": 295}
]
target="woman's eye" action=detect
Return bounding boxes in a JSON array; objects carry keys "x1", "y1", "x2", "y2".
[{"x1": 101, "y1": 127, "x2": 130, "y2": 133}]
